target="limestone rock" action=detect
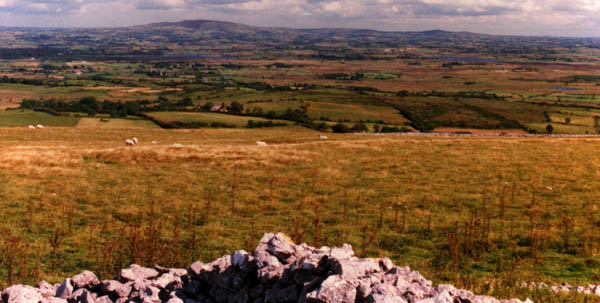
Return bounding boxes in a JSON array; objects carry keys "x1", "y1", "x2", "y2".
[
  {"x1": 56, "y1": 279, "x2": 74, "y2": 299},
  {"x1": 120, "y1": 264, "x2": 159, "y2": 281},
  {"x1": 2, "y1": 285, "x2": 43, "y2": 303},
  {"x1": 72, "y1": 271, "x2": 100, "y2": 289}
]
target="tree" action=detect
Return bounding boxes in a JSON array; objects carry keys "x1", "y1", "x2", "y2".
[
  {"x1": 201, "y1": 102, "x2": 214, "y2": 111},
  {"x1": 300, "y1": 102, "x2": 311, "y2": 114},
  {"x1": 266, "y1": 110, "x2": 277, "y2": 119},
  {"x1": 565, "y1": 117, "x2": 571, "y2": 124},
  {"x1": 546, "y1": 124, "x2": 554, "y2": 133},
  {"x1": 177, "y1": 96, "x2": 193, "y2": 107},
  {"x1": 543, "y1": 111, "x2": 551, "y2": 122},
  {"x1": 331, "y1": 123, "x2": 351, "y2": 133},
  {"x1": 229, "y1": 101, "x2": 243, "y2": 113},
  {"x1": 79, "y1": 96, "x2": 99, "y2": 116},
  {"x1": 373, "y1": 124, "x2": 381, "y2": 133},
  {"x1": 397, "y1": 90, "x2": 410, "y2": 98},
  {"x1": 351, "y1": 123, "x2": 369, "y2": 133},
  {"x1": 316, "y1": 123, "x2": 329, "y2": 131}
]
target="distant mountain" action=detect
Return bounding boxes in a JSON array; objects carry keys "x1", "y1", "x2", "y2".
[
  {"x1": 135, "y1": 19, "x2": 483, "y2": 39},
  {"x1": 123, "y1": 19, "x2": 598, "y2": 48},
  {"x1": 145, "y1": 19, "x2": 259, "y2": 32},
  {"x1": 0, "y1": 19, "x2": 598, "y2": 60}
]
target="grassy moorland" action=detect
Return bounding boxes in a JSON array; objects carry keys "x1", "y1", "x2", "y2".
[{"x1": 0, "y1": 126, "x2": 600, "y2": 302}]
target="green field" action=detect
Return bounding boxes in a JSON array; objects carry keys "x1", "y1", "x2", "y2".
[
  {"x1": 0, "y1": 110, "x2": 80, "y2": 127},
  {"x1": 76, "y1": 118, "x2": 159, "y2": 129},
  {"x1": 246, "y1": 101, "x2": 409, "y2": 124},
  {"x1": 146, "y1": 111, "x2": 288, "y2": 127}
]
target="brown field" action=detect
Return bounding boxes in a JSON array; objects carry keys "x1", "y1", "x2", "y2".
[
  {"x1": 0, "y1": 89, "x2": 33, "y2": 110},
  {"x1": 433, "y1": 128, "x2": 529, "y2": 135},
  {"x1": 11, "y1": 61, "x2": 40, "y2": 67}
]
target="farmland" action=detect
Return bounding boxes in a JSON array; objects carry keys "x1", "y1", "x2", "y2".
[
  {"x1": 1, "y1": 18, "x2": 600, "y2": 303},
  {"x1": 3, "y1": 53, "x2": 600, "y2": 134}
]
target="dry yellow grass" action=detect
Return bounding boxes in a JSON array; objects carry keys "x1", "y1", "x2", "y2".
[{"x1": 1, "y1": 127, "x2": 600, "y2": 303}]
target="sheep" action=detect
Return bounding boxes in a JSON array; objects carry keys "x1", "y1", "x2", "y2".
[
  {"x1": 124, "y1": 137, "x2": 139, "y2": 147},
  {"x1": 256, "y1": 141, "x2": 268, "y2": 146},
  {"x1": 28, "y1": 125, "x2": 36, "y2": 129},
  {"x1": 36, "y1": 124, "x2": 44, "y2": 129},
  {"x1": 318, "y1": 135, "x2": 328, "y2": 140}
]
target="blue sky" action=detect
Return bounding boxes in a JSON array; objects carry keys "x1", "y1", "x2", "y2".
[{"x1": 0, "y1": 0, "x2": 598, "y2": 37}]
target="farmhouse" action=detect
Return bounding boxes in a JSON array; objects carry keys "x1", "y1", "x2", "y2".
[{"x1": 211, "y1": 104, "x2": 228, "y2": 113}]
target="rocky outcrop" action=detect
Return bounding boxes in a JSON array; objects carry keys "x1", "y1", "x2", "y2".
[{"x1": 1, "y1": 232, "x2": 532, "y2": 303}]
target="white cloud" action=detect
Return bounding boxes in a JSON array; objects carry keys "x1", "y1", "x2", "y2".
[
  {"x1": 0, "y1": 0, "x2": 15, "y2": 8},
  {"x1": 137, "y1": 0, "x2": 186, "y2": 10},
  {"x1": 0, "y1": 0, "x2": 597, "y2": 37}
]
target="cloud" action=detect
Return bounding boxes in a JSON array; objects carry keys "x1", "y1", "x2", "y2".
[
  {"x1": 0, "y1": 0, "x2": 597, "y2": 37},
  {"x1": 137, "y1": 0, "x2": 186, "y2": 10}
]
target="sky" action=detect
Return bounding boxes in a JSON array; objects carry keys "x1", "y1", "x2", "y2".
[{"x1": 0, "y1": 0, "x2": 598, "y2": 37}]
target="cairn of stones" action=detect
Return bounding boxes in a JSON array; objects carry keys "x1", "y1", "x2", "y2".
[{"x1": 2, "y1": 233, "x2": 533, "y2": 303}]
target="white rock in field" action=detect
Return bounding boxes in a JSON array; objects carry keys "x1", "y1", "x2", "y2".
[
  {"x1": 172, "y1": 143, "x2": 184, "y2": 148},
  {"x1": 36, "y1": 124, "x2": 44, "y2": 129},
  {"x1": 28, "y1": 125, "x2": 36, "y2": 129},
  {"x1": 256, "y1": 141, "x2": 268, "y2": 146},
  {"x1": 318, "y1": 135, "x2": 328, "y2": 140}
]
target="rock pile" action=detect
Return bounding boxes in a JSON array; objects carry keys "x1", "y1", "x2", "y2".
[
  {"x1": 2, "y1": 232, "x2": 532, "y2": 303},
  {"x1": 521, "y1": 281, "x2": 600, "y2": 296}
]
